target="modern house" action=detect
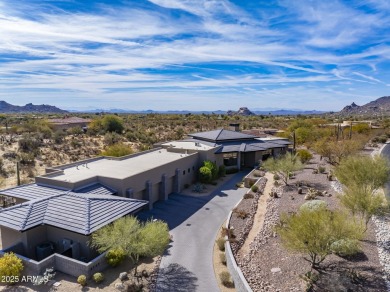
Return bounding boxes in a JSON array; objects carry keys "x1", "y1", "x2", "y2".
[{"x1": 0, "y1": 127, "x2": 290, "y2": 277}]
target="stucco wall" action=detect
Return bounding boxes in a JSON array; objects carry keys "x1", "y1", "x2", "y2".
[
  {"x1": 1, "y1": 226, "x2": 23, "y2": 250},
  {"x1": 46, "y1": 226, "x2": 94, "y2": 260}
]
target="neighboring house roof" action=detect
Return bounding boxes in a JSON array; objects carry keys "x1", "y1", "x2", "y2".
[
  {"x1": 74, "y1": 183, "x2": 116, "y2": 196},
  {"x1": 48, "y1": 117, "x2": 91, "y2": 125},
  {"x1": 189, "y1": 129, "x2": 256, "y2": 142},
  {"x1": 0, "y1": 191, "x2": 147, "y2": 235}
]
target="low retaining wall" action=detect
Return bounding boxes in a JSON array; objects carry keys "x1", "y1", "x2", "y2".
[
  {"x1": 0, "y1": 246, "x2": 108, "y2": 278},
  {"x1": 224, "y1": 175, "x2": 267, "y2": 292},
  {"x1": 225, "y1": 210, "x2": 253, "y2": 292}
]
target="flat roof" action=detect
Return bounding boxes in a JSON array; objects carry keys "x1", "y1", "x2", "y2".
[
  {"x1": 161, "y1": 141, "x2": 215, "y2": 151},
  {"x1": 45, "y1": 149, "x2": 195, "y2": 183}
]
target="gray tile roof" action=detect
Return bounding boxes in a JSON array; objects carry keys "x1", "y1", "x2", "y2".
[
  {"x1": 189, "y1": 129, "x2": 256, "y2": 142},
  {"x1": 0, "y1": 191, "x2": 147, "y2": 234},
  {"x1": 74, "y1": 183, "x2": 116, "y2": 196},
  {"x1": 0, "y1": 184, "x2": 66, "y2": 201},
  {"x1": 214, "y1": 139, "x2": 290, "y2": 153}
]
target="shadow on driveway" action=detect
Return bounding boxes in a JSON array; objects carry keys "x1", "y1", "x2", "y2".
[
  {"x1": 137, "y1": 171, "x2": 246, "y2": 230},
  {"x1": 156, "y1": 263, "x2": 198, "y2": 292}
]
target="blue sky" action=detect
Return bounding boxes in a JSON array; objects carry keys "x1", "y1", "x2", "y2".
[{"x1": 0, "y1": 0, "x2": 389, "y2": 111}]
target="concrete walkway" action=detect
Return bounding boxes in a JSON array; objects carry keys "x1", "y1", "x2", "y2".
[{"x1": 138, "y1": 171, "x2": 248, "y2": 292}]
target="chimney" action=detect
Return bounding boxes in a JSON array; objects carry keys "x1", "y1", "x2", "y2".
[{"x1": 229, "y1": 123, "x2": 240, "y2": 132}]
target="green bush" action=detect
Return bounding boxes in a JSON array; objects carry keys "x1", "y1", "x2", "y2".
[
  {"x1": 93, "y1": 272, "x2": 104, "y2": 283},
  {"x1": 331, "y1": 239, "x2": 361, "y2": 257},
  {"x1": 219, "y1": 253, "x2": 227, "y2": 265},
  {"x1": 77, "y1": 275, "x2": 87, "y2": 286},
  {"x1": 199, "y1": 166, "x2": 212, "y2": 183},
  {"x1": 273, "y1": 173, "x2": 280, "y2": 180},
  {"x1": 105, "y1": 248, "x2": 126, "y2": 267},
  {"x1": 297, "y1": 149, "x2": 313, "y2": 164},
  {"x1": 0, "y1": 252, "x2": 23, "y2": 284},
  {"x1": 204, "y1": 160, "x2": 218, "y2": 180},
  {"x1": 318, "y1": 166, "x2": 326, "y2": 173},
  {"x1": 251, "y1": 185, "x2": 259, "y2": 193},
  {"x1": 219, "y1": 271, "x2": 234, "y2": 287},
  {"x1": 216, "y1": 238, "x2": 225, "y2": 251}
]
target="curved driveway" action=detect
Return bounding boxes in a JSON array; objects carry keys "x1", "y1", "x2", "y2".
[{"x1": 138, "y1": 171, "x2": 247, "y2": 292}]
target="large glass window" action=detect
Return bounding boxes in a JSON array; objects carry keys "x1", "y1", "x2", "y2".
[{"x1": 223, "y1": 152, "x2": 238, "y2": 166}]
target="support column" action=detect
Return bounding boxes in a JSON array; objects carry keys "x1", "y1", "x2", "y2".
[
  {"x1": 174, "y1": 168, "x2": 181, "y2": 193},
  {"x1": 145, "y1": 180, "x2": 153, "y2": 210},
  {"x1": 126, "y1": 188, "x2": 133, "y2": 198},
  {"x1": 237, "y1": 152, "x2": 241, "y2": 171},
  {"x1": 160, "y1": 174, "x2": 168, "y2": 201}
]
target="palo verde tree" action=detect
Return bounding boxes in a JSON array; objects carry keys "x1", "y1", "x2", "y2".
[
  {"x1": 335, "y1": 155, "x2": 390, "y2": 231},
  {"x1": 90, "y1": 216, "x2": 170, "y2": 274},
  {"x1": 276, "y1": 205, "x2": 363, "y2": 270},
  {"x1": 263, "y1": 152, "x2": 303, "y2": 185}
]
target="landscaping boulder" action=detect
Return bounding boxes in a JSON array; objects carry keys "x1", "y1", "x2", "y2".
[{"x1": 119, "y1": 272, "x2": 128, "y2": 281}]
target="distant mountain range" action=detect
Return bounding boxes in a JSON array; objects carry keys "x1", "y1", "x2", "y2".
[
  {"x1": 0, "y1": 101, "x2": 67, "y2": 113},
  {"x1": 70, "y1": 107, "x2": 325, "y2": 115},
  {"x1": 0, "y1": 100, "x2": 326, "y2": 115},
  {"x1": 339, "y1": 96, "x2": 390, "y2": 116}
]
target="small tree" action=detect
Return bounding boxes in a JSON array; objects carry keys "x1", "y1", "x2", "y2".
[
  {"x1": 90, "y1": 216, "x2": 170, "y2": 275},
  {"x1": 341, "y1": 186, "x2": 387, "y2": 231},
  {"x1": 101, "y1": 115, "x2": 124, "y2": 133},
  {"x1": 263, "y1": 153, "x2": 303, "y2": 185},
  {"x1": 335, "y1": 155, "x2": 389, "y2": 192},
  {"x1": 276, "y1": 206, "x2": 363, "y2": 270},
  {"x1": 0, "y1": 252, "x2": 24, "y2": 284},
  {"x1": 296, "y1": 149, "x2": 313, "y2": 164}
]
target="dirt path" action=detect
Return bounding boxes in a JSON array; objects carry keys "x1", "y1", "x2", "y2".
[{"x1": 238, "y1": 172, "x2": 273, "y2": 257}]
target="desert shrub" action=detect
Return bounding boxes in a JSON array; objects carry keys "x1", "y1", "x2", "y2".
[
  {"x1": 0, "y1": 252, "x2": 23, "y2": 284},
  {"x1": 243, "y1": 193, "x2": 254, "y2": 199},
  {"x1": 18, "y1": 152, "x2": 35, "y2": 165},
  {"x1": 218, "y1": 165, "x2": 226, "y2": 177},
  {"x1": 273, "y1": 173, "x2": 280, "y2": 180},
  {"x1": 318, "y1": 166, "x2": 326, "y2": 173},
  {"x1": 234, "y1": 209, "x2": 249, "y2": 219},
  {"x1": 199, "y1": 166, "x2": 212, "y2": 183},
  {"x1": 216, "y1": 238, "x2": 225, "y2": 251},
  {"x1": 53, "y1": 130, "x2": 66, "y2": 144},
  {"x1": 251, "y1": 184, "x2": 259, "y2": 192},
  {"x1": 105, "y1": 248, "x2": 126, "y2": 267},
  {"x1": 101, "y1": 143, "x2": 133, "y2": 157},
  {"x1": 226, "y1": 167, "x2": 238, "y2": 174},
  {"x1": 219, "y1": 253, "x2": 227, "y2": 265},
  {"x1": 77, "y1": 275, "x2": 87, "y2": 286},
  {"x1": 68, "y1": 126, "x2": 83, "y2": 136},
  {"x1": 103, "y1": 132, "x2": 122, "y2": 146},
  {"x1": 192, "y1": 183, "x2": 206, "y2": 193},
  {"x1": 300, "y1": 200, "x2": 327, "y2": 212},
  {"x1": 297, "y1": 149, "x2": 313, "y2": 163},
  {"x1": 93, "y1": 272, "x2": 104, "y2": 283},
  {"x1": 18, "y1": 134, "x2": 42, "y2": 153},
  {"x1": 330, "y1": 239, "x2": 361, "y2": 257},
  {"x1": 219, "y1": 271, "x2": 234, "y2": 287}
]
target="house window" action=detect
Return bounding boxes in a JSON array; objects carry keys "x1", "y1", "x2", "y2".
[
  {"x1": 183, "y1": 170, "x2": 186, "y2": 175},
  {"x1": 192, "y1": 166, "x2": 195, "y2": 171},
  {"x1": 188, "y1": 168, "x2": 190, "y2": 173},
  {"x1": 223, "y1": 152, "x2": 238, "y2": 166}
]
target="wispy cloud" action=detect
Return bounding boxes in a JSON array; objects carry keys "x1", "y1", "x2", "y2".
[{"x1": 0, "y1": 0, "x2": 388, "y2": 110}]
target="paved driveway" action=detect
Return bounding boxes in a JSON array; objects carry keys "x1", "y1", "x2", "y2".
[{"x1": 138, "y1": 171, "x2": 248, "y2": 292}]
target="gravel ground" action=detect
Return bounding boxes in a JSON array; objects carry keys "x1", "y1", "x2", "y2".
[{"x1": 231, "y1": 154, "x2": 387, "y2": 292}]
